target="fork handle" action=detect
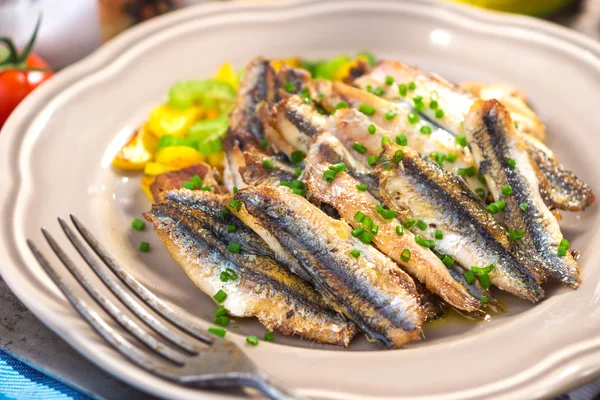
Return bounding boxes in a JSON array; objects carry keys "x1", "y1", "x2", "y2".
[{"x1": 250, "y1": 372, "x2": 307, "y2": 400}]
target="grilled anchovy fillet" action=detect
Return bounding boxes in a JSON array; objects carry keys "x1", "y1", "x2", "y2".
[
  {"x1": 304, "y1": 160, "x2": 485, "y2": 315},
  {"x1": 447, "y1": 265, "x2": 502, "y2": 314},
  {"x1": 359, "y1": 61, "x2": 594, "y2": 211},
  {"x1": 144, "y1": 190, "x2": 357, "y2": 346},
  {"x1": 239, "y1": 145, "x2": 297, "y2": 187},
  {"x1": 377, "y1": 144, "x2": 544, "y2": 302},
  {"x1": 230, "y1": 186, "x2": 425, "y2": 348},
  {"x1": 464, "y1": 100, "x2": 580, "y2": 287},
  {"x1": 522, "y1": 134, "x2": 595, "y2": 211},
  {"x1": 305, "y1": 132, "x2": 380, "y2": 201}
]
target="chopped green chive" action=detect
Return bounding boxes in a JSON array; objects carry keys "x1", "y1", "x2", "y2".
[
  {"x1": 402, "y1": 218, "x2": 416, "y2": 229},
  {"x1": 385, "y1": 75, "x2": 394, "y2": 85},
  {"x1": 408, "y1": 112, "x2": 419, "y2": 125},
  {"x1": 374, "y1": 86, "x2": 385, "y2": 96},
  {"x1": 264, "y1": 332, "x2": 274, "y2": 342},
  {"x1": 396, "y1": 226, "x2": 404, "y2": 236},
  {"x1": 435, "y1": 109, "x2": 445, "y2": 118},
  {"x1": 367, "y1": 124, "x2": 377, "y2": 135},
  {"x1": 396, "y1": 133, "x2": 408, "y2": 146},
  {"x1": 131, "y1": 218, "x2": 145, "y2": 231},
  {"x1": 227, "y1": 242, "x2": 242, "y2": 253},
  {"x1": 350, "y1": 249, "x2": 361, "y2": 258},
  {"x1": 471, "y1": 264, "x2": 495, "y2": 275},
  {"x1": 478, "y1": 273, "x2": 491, "y2": 288},
  {"x1": 455, "y1": 135, "x2": 468, "y2": 147},
  {"x1": 227, "y1": 224, "x2": 237, "y2": 233},
  {"x1": 201, "y1": 186, "x2": 212, "y2": 192},
  {"x1": 353, "y1": 142, "x2": 367, "y2": 154},
  {"x1": 294, "y1": 167, "x2": 302, "y2": 177},
  {"x1": 291, "y1": 150, "x2": 305, "y2": 164},
  {"x1": 367, "y1": 155, "x2": 378, "y2": 166},
  {"x1": 360, "y1": 230, "x2": 374, "y2": 244},
  {"x1": 323, "y1": 170, "x2": 337, "y2": 181},
  {"x1": 435, "y1": 230, "x2": 444, "y2": 240},
  {"x1": 420, "y1": 125, "x2": 432, "y2": 135},
  {"x1": 356, "y1": 183, "x2": 367, "y2": 191},
  {"x1": 432, "y1": 152, "x2": 446, "y2": 167},
  {"x1": 416, "y1": 220, "x2": 428, "y2": 230},
  {"x1": 514, "y1": 122, "x2": 519, "y2": 129},
  {"x1": 362, "y1": 216, "x2": 373, "y2": 229},
  {"x1": 557, "y1": 246, "x2": 567, "y2": 256},
  {"x1": 496, "y1": 199, "x2": 506, "y2": 210},
  {"x1": 182, "y1": 181, "x2": 196, "y2": 190},
  {"x1": 393, "y1": 149, "x2": 404, "y2": 163},
  {"x1": 502, "y1": 185, "x2": 513, "y2": 196},
  {"x1": 381, "y1": 136, "x2": 391, "y2": 147},
  {"x1": 330, "y1": 163, "x2": 347, "y2": 173},
  {"x1": 246, "y1": 335, "x2": 259, "y2": 346},
  {"x1": 442, "y1": 255, "x2": 454, "y2": 267},
  {"x1": 508, "y1": 228, "x2": 524, "y2": 241},
  {"x1": 560, "y1": 238, "x2": 570, "y2": 249},
  {"x1": 284, "y1": 81, "x2": 295, "y2": 93},
  {"x1": 475, "y1": 188, "x2": 486, "y2": 199},
  {"x1": 520, "y1": 203, "x2": 528, "y2": 212},
  {"x1": 208, "y1": 327, "x2": 226, "y2": 338},
  {"x1": 430, "y1": 99, "x2": 438, "y2": 109},
  {"x1": 215, "y1": 316, "x2": 229, "y2": 327},
  {"x1": 358, "y1": 103, "x2": 376, "y2": 116},
  {"x1": 229, "y1": 199, "x2": 242, "y2": 212},
  {"x1": 263, "y1": 159, "x2": 274, "y2": 169},
  {"x1": 464, "y1": 270, "x2": 476, "y2": 284},
  {"x1": 488, "y1": 203, "x2": 499, "y2": 214},
  {"x1": 259, "y1": 138, "x2": 268, "y2": 148},
  {"x1": 415, "y1": 235, "x2": 435, "y2": 248},
  {"x1": 214, "y1": 290, "x2": 228, "y2": 303},
  {"x1": 352, "y1": 227, "x2": 364, "y2": 237},
  {"x1": 222, "y1": 207, "x2": 232, "y2": 219},
  {"x1": 507, "y1": 158, "x2": 516, "y2": 168},
  {"x1": 335, "y1": 101, "x2": 349, "y2": 110},
  {"x1": 480, "y1": 296, "x2": 488, "y2": 304},
  {"x1": 477, "y1": 173, "x2": 486, "y2": 185},
  {"x1": 446, "y1": 152, "x2": 457, "y2": 163},
  {"x1": 218, "y1": 272, "x2": 227, "y2": 283},
  {"x1": 381, "y1": 209, "x2": 397, "y2": 220},
  {"x1": 214, "y1": 305, "x2": 228, "y2": 317},
  {"x1": 375, "y1": 204, "x2": 384, "y2": 214},
  {"x1": 399, "y1": 84, "x2": 408, "y2": 97},
  {"x1": 408, "y1": 81, "x2": 416, "y2": 91},
  {"x1": 291, "y1": 180, "x2": 304, "y2": 189},
  {"x1": 400, "y1": 249, "x2": 411, "y2": 262},
  {"x1": 384, "y1": 109, "x2": 397, "y2": 120},
  {"x1": 354, "y1": 211, "x2": 366, "y2": 222},
  {"x1": 365, "y1": 85, "x2": 373, "y2": 93},
  {"x1": 457, "y1": 166, "x2": 476, "y2": 177},
  {"x1": 139, "y1": 242, "x2": 150, "y2": 252},
  {"x1": 318, "y1": 92, "x2": 325, "y2": 100},
  {"x1": 370, "y1": 224, "x2": 379, "y2": 234},
  {"x1": 292, "y1": 188, "x2": 305, "y2": 196}
]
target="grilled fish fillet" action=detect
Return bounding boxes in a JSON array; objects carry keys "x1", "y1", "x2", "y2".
[
  {"x1": 230, "y1": 185, "x2": 425, "y2": 348},
  {"x1": 144, "y1": 189, "x2": 357, "y2": 346},
  {"x1": 358, "y1": 61, "x2": 594, "y2": 211},
  {"x1": 304, "y1": 158, "x2": 485, "y2": 315},
  {"x1": 377, "y1": 144, "x2": 544, "y2": 302},
  {"x1": 464, "y1": 100, "x2": 580, "y2": 287}
]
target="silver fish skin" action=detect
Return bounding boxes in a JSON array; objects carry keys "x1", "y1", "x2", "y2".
[
  {"x1": 464, "y1": 100, "x2": 580, "y2": 288},
  {"x1": 377, "y1": 144, "x2": 545, "y2": 302},
  {"x1": 230, "y1": 185, "x2": 426, "y2": 348},
  {"x1": 304, "y1": 160, "x2": 485, "y2": 315},
  {"x1": 305, "y1": 132, "x2": 380, "y2": 201},
  {"x1": 145, "y1": 190, "x2": 357, "y2": 346},
  {"x1": 359, "y1": 60, "x2": 594, "y2": 211}
]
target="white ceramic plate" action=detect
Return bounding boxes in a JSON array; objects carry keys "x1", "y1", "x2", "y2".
[{"x1": 2, "y1": 0, "x2": 600, "y2": 399}]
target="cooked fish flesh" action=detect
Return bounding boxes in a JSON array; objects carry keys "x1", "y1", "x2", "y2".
[
  {"x1": 304, "y1": 159, "x2": 485, "y2": 315},
  {"x1": 230, "y1": 185, "x2": 425, "y2": 348},
  {"x1": 145, "y1": 189, "x2": 357, "y2": 346},
  {"x1": 150, "y1": 163, "x2": 224, "y2": 202},
  {"x1": 358, "y1": 61, "x2": 594, "y2": 211},
  {"x1": 377, "y1": 144, "x2": 544, "y2": 302},
  {"x1": 239, "y1": 145, "x2": 297, "y2": 187},
  {"x1": 464, "y1": 100, "x2": 580, "y2": 287}
]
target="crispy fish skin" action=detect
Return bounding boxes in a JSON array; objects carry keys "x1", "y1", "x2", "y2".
[
  {"x1": 150, "y1": 163, "x2": 223, "y2": 202},
  {"x1": 239, "y1": 145, "x2": 296, "y2": 187},
  {"x1": 145, "y1": 190, "x2": 356, "y2": 346},
  {"x1": 304, "y1": 160, "x2": 484, "y2": 315},
  {"x1": 377, "y1": 144, "x2": 544, "y2": 302},
  {"x1": 464, "y1": 100, "x2": 580, "y2": 287},
  {"x1": 361, "y1": 61, "x2": 594, "y2": 211},
  {"x1": 231, "y1": 186, "x2": 425, "y2": 348}
]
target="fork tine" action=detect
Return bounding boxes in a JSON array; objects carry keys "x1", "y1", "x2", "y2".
[
  {"x1": 58, "y1": 218, "x2": 202, "y2": 354},
  {"x1": 26, "y1": 239, "x2": 180, "y2": 380},
  {"x1": 40, "y1": 228, "x2": 187, "y2": 365},
  {"x1": 70, "y1": 215, "x2": 212, "y2": 344}
]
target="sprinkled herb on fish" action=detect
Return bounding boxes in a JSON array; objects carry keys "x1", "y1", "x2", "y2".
[
  {"x1": 376, "y1": 144, "x2": 544, "y2": 302},
  {"x1": 145, "y1": 190, "x2": 357, "y2": 346},
  {"x1": 230, "y1": 185, "x2": 425, "y2": 348},
  {"x1": 464, "y1": 100, "x2": 580, "y2": 287}
]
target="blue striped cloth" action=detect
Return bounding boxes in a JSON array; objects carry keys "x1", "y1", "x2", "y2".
[{"x1": 0, "y1": 350, "x2": 89, "y2": 400}]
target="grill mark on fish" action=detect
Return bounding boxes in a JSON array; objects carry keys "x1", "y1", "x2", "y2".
[
  {"x1": 231, "y1": 186, "x2": 425, "y2": 348},
  {"x1": 467, "y1": 100, "x2": 580, "y2": 287},
  {"x1": 284, "y1": 104, "x2": 322, "y2": 137},
  {"x1": 377, "y1": 145, "x2": 544, "y2": 302},
  {"x1": 304, "y1": 160, "x2": 485, "y2": 315},
  {"x1": 145, "y1": 191, "x2": 356, "y2": 345}
]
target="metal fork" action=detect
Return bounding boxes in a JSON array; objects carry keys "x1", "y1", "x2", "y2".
[{"x1": 26, "y1": 215, "x2": 303, "y2": 400}]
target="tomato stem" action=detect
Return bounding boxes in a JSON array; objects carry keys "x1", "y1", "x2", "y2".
[{"x1": 0, "y1": 15, "x2": 43, "y2": 70}]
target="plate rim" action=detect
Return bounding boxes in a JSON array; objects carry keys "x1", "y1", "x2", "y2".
[{"x1": 2, "y1": 0, "x2": 600, "y2": 399}]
